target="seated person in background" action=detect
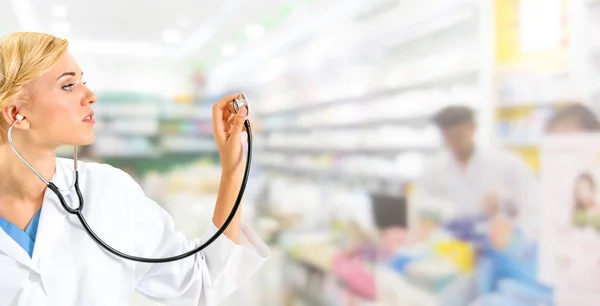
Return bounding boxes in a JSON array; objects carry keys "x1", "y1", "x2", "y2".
[{"x1": 413, "y1": 106, "x2": 536, "y2": 230}]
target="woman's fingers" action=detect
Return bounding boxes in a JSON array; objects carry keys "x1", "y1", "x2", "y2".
[
  {"x1": 229, "y1": 107, "x2": 248, "y2": 141},
  {"x1": 212, "y1": 93, "x2": 240, "y2": 146}
]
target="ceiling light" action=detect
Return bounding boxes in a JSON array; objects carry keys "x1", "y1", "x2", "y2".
[
  {"x1": 245, "y1": 24, "x2": 265, "y2": 39},
  {"x1": 51, "y1": 4, "x2": 68, "y2": 18},
  {"x1": 162, "y1": 29, "x2": 182, "y2": 44},
  {"x1": 51, "y1": 21, "x2": 71, "y2": 37},
  {"x1": 178, "y1": 17, "x2": 191, "y2": 28},
  {"x1": 221, "y1": 43, "x2": 236, "y2": 56},
  {"x1": 68, "y1": 40, "x2": 175, "y2": 58},
  {"x1": 180, "y1": 27, "x2": 213, "y2": 56}
]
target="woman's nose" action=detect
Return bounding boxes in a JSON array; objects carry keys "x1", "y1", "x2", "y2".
[{"x1": 82, "y1": 87, "x2": 98, "y2": 105}]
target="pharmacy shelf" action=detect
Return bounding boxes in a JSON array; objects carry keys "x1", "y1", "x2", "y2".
[
  {"x1": 101, "y1": 150, "x2": 218, "y2": 159},
  {"x1": 256, "y1": 70, "x2": 478, "y2": 118},
  {"x1": 258, "y1": 164, "x2": 409, "y2": 186},
  {"x1": 94, "y1": 130, "x2": 160, "y2": 137},
  {"x1": 288, "y1": 286, "x2": 328, "y2": 306},
  {"x1": 258, "y1": 163, "x2": 416, "y2": 195},
  {"x1": 260, "y1": 116, "x2": 431, "y2": 134},
  {"x1": 257, "y1": 145, "x2": 438, "y2": 157},
  {"x1": 499, "y1": 140, "x2": 539, "y2": 148},
  {"x1": 354, "y1": 1, "x2": 477, "y2": 62},
  {"x1": 496, "y1": 100, "x2": 576, "y2": 108},
  {"x1": 159, "y1": 130, "x2": 214, "y2": 138},
  {"x1": 101, "y1": 151, "x2": 220, "y2": 175}
]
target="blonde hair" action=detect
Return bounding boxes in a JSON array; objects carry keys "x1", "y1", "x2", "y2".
[{"x1": 0, "y1": 32, "x2": 68, "y2": 137}]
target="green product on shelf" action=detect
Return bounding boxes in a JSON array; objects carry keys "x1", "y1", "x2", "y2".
[
  {"x1": 96, "y1": 92, "x2": 162, "y2": 104},
  {"x1": 103, "y1": 153, "x2": 220, "y2": 176}
]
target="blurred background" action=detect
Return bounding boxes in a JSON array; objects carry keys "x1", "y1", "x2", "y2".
[{"x1": 3, "y1": 0, "x2": 600, "y2": 305}]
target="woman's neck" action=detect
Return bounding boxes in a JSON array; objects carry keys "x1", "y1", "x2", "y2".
[{"x1": 0, "y1": 141, "x2": 56, "y2": 204}]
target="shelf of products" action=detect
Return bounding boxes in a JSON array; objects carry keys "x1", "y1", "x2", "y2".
[
  {"x1": 235, "y1": 4, "x2": 486, "y2": 304},
  {"x1": 491, "y1": 0, "x2": 577, "y2": 173},
  {"x1": 77, "y1": 92, "x2": 219, "y2": 175},
  {"x1": 494, "y1": 102, "x2": 569, "y2": 171},
  {"x1": 256, "y1": 70, "x2": 479, "y2": 118}
]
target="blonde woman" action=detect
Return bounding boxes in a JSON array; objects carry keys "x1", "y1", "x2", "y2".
[{"x1": 0, "y1": 32, "x2": 269, "y2": 306}]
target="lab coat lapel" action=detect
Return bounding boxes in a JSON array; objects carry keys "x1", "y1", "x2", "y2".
[
  {"x1": 0, "y1": 225, "x2": 32, "y2": 267},
  {"x1": 31, "y1": 158, "x2": 73, "y2": 262}
]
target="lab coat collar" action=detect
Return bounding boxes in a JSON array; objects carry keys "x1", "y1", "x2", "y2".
[
  {"x1": 3, "y1": 198, "x2": 63, "y2": 297},
  {"x1": 50, "y1": 158, "x2": 77, "y2": 195},
  {"x1": 31, "y1": 158, "x2": 75, "y2": 263},
  {"x1": 0, "y1": 222, "x2": 32, "y2": 267},
  {"x1": 0, "y1": 158, "x2": 74, "y2": 268}
]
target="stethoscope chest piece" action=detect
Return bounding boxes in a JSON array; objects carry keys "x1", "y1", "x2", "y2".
[{"x1": 230, "y1": 92, "x2": 249, "y2": 114}]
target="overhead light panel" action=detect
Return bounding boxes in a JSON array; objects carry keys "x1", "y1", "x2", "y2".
[
  {"x1": 68, "y1": 40, "x2": 175, "y2": 58},
  {"x1": 180, "y1": 27, "x2": 213, "y2": 56},
  {"x1": 221, "y1": 43, "x2": 237, "y2": 56},
  {"x1": 51, "y1": 4, "x2": 68, "y2": 18},
  {"x1": 246, "y1": 24, "x2": 265, "y2": 39},
  {"x1": 162, "y1": 29, "x2": 182, "y2": 44}
]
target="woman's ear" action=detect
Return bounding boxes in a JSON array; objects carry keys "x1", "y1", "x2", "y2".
[{"x1": 2, "y1": 106, "x2": 30, "y2": 130}]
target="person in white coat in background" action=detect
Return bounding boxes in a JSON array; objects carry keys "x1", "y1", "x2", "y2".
[
  {"x1": 412, "y1": 106, "x2": 537, "y2": 238},
  {"x1": 0, "y1": 32, "x2": 270, "y2": 306}
]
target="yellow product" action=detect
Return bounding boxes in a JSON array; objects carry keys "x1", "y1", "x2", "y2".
[
  {"x1": 289, "y1": 244, "x2": 335, "y2": 272},
  {"x1": 507, "y1": 145, "x2": 539, "y2": 172},
  {"x1": 434, "y1": 240, "x2": 475, "y2": 273}
]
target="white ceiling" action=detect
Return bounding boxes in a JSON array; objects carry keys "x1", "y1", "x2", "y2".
[
  {"x1": 0, "y1": 0, "x2": 295, "y2": 60},
  {"x1": 206, "y1": 0, "x2": 479, "y2": 92},
  {"x1": 0, "y1": 0, "x2": 478, "y2": 88}
]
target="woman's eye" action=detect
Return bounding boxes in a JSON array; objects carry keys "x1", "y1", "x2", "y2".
[{"x1": 62, "y1": 83, "x2": 75, "y2": 91}]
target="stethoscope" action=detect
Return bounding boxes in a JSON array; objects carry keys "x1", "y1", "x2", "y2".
[{"x1": 7, "y1": 94, "x2": 252, "y2": 263}]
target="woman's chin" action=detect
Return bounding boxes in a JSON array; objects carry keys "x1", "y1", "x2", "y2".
[{"x1": 64, "y1": 133, "x2": 95, "y2": 147}]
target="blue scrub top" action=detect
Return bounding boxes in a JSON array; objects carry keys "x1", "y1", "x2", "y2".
[{"x1": 0, "y1": 208, "x2": 42, "y2": 257}]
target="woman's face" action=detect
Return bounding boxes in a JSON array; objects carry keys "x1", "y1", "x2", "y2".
[
  {"x1": 17, "y1": 52, "x2": 97, "y2": 148},
  {"x1": 576, "y1": 178, "x2": 596, "y2": 208}
]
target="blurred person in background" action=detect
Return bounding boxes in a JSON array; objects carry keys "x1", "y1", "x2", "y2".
[
  {"x1": 572, "y1": 172, "x2": 600, "y2": 227},
  {"x1": 412, "y1": 106, "x2": 543, "y2": 301},
  {"x1": 414, "y1": 105, "x2": 536, "y2": 222},
  {"x1": 546, "y1": 103, "x2": 600, "y2": 133},
  {"x1": 542, "y1": 103, "x2": 600, "y2": 295},
  {"x1": 0, "y1": 32, "x2": 269, "y2": 306},
  {"x1": 469, "y1": 103, "x2": 600, "y2": 301}
]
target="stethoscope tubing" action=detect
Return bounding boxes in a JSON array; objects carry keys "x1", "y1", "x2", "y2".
[{"x1": 9, "y1": 118, "x2": 253, "y2": 263}]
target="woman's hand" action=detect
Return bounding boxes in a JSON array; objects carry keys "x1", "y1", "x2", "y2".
[
  {"x1": 212, "y1": 93, "x2": 250, "y2": 177},
  {"x1": 211, "y1": 94, "x2": 251, "y2": 243}
]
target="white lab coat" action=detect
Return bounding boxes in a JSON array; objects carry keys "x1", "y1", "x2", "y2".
[
  {"x1": 0, "y1": 158, "x2": 270, "y2": 306},
  {"x1": 413, "y1": 148, "x2": 537, "y2": 235}
]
